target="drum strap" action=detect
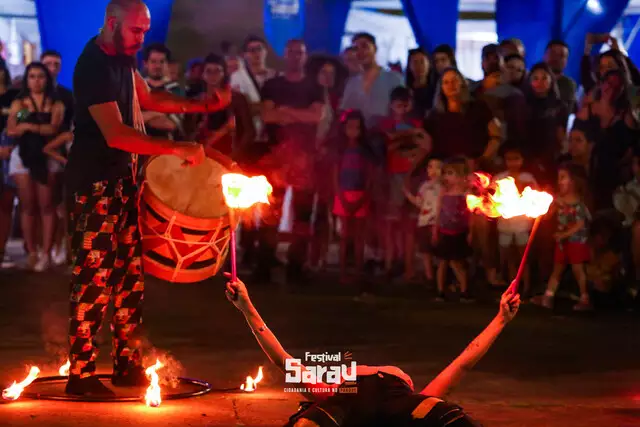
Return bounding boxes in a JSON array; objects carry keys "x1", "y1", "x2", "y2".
[{"x1": 131, "y1": 70, "x2": 147, "y2": 184}]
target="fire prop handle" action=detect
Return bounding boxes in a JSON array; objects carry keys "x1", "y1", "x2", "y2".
[
  {"x1": 507, "y1": 216, "x2": 542, "y2": 294},
  {"x1": 228, "y1": 208, "x2": 238, "y2": 284}
]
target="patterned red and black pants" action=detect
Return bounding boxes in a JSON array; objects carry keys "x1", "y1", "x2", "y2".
[{"x1": 67, "y1": 178, "x2": 143, "y2": 379}]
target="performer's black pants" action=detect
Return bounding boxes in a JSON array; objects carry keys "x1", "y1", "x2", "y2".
[
  {"x1": 256, "y1": 186, "x2": 314, "y2": 274},
  {"x1": 285, "y1": 373, "x2": 482, "y2": 427},
  {"x1": 67, "y1": 178, "x2": 143, "y2": 379}
]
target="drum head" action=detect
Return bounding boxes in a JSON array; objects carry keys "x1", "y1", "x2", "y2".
[{"x1": 145, "y1": 155, "x2": 229, "y2": 219}]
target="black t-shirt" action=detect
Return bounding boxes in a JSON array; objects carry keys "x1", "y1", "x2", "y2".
[
  {"x1": 65, "y1": 37, "x2": 135, "y2": 194},
  {"x1": 424, "y1": 100, "x2": 494, "y2": 159},
  {"x1": 54, "y1": 84, "x2": 74, "y2": 131},
  {"x1": 261, "y1": 75, "x2": 324, "y2": 149}
]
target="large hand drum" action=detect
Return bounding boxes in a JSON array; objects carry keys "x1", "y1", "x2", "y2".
[{"x1": 139, "y1": 155, "x2": 231, "y2": 283}]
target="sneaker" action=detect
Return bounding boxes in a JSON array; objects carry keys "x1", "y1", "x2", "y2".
[
  {"x1": 112, "y1": 366, "x2": 148, "y2": 387},
  {"x1": 65, "y1": 376, "x2": 116, "y2": 397},
  {"x1": 0, "y1": 254, "x2": 16, "y2": 269},
  {"x1": 434, "y1": 293, "x2": 446, "y2": 302},
  {"x1": 34, "y1": 254, "x2": 51, "y2": 273},
  {"x1": 531, "y1": 293, "x2": 554, "y2": 309},
  {"x1": 52, "y1": 246, "x2": 68, "y2": 266},
  {"x1": 353, "y1": 292, "x2": 375, "y2": 303}
]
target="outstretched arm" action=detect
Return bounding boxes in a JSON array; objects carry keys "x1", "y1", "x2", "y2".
[
  {"x1": 135, "y1": 71, "x2": 231, "y2": 114},
  {"x1": 420, "y1": 291, "x2": 520, "y2": 398},
  {"x1": 225, "y1": 275, "x2": 328, "y2": 401}
]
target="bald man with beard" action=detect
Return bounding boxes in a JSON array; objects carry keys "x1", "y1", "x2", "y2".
[{"x1": 64, "y1": 0, "x2": 231, "y2": 396}]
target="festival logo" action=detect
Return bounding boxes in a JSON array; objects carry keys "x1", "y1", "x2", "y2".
[
  {"x1": 283, "y1": 351, "x2": 357, "y2": 394},
  {"x1": 268, "y1": 0, "x2": 300, "y2": 17}
]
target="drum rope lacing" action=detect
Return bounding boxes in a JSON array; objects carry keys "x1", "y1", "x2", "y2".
[{"x1": 137, "y1": 180, "x2": 231, "y2": 282}]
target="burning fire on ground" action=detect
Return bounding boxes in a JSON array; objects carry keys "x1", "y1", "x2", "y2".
[
  {"x1": 2, "y1": 367, "x2": 40, "y2": 401},
  {"x1": 240, "y1": 366, "x2": 264, "y2": 392},
  {"x1": 59, "y1": 360, "x2": 70, "y2": 376},
  {"x1": 145, "y1": 359, "x2": 164, "y2": 407}
]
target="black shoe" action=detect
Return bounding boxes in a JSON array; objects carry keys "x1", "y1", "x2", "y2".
[
  {"x1": 65, "y1": 376, "x2": 116, "y2": 397},
  {"x1": 111, "y1": 365, "x2": 148, "y2": 387}
]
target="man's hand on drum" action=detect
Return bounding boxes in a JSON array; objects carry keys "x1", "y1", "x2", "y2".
[
  {"x1": 224, "y1": 273, "x2": 252, "y2": 313},
  {"x1": 173, "y1": 142, "x2": 205, "y2": 167}
]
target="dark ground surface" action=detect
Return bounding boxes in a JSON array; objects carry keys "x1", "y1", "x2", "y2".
[{"x1": 0, "y1": 263, "x2": 639, "y2": 427}]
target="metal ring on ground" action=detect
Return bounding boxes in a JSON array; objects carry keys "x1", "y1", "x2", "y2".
[{"x1": 21, "y1": 374, "x2": 216, "y2": 402}]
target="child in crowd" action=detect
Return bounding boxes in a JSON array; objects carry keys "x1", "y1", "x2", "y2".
[
  {"x1": 432, "y1": 157, "x2": 473, "y2": 302},
  {"x1": 614, "y1": 147, "x2": 640, "y2": 289},
  {"x1": 333, "y1": 110, "x2": 372, "y2": 284},
  {"x1": 404, "y1": 156, "x2": 443, "y2": 283},
  {"x1": 494, "y1": 145, "x2": 537, "y2": 298},
  {"x1": 378, "y1": 86, "x2": 428, "y2": 279},
  {"x1": 559, "y1": 121, "x2": 595, "y2": 175},
  {"x1": 534, "y1": 162, "x2": 593, "y2": 311}
]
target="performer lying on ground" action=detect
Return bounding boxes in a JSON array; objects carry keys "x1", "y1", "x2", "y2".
[
  {"x1": 64, "y1": 0, "x2": 231, "y2": 396},
  {"x1": 225, "y1": 275, "x2": 520, "y2": 427}
]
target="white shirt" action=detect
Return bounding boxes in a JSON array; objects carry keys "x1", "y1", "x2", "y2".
[
  {"x1": 494, "y1": 171, "x2": 537, "y2": 234},
  {"x1": 416, "y1": 180, "x2": 441, "y2": 227},
  {"x1": 229, "y1": 67, "x2": 276, "y2": 139}
]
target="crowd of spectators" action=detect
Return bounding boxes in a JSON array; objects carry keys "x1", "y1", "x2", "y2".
[{"x1": 1, "y1": 31, "x2": 640, "y2": 313}]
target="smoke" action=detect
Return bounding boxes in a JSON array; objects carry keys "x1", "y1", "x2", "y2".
[
  {"x1": 138, "y1": 337, "x2": 184, "y2": 389},
  {"x1": 41, "y1": 304, "x2": 70, "y2": 368}
]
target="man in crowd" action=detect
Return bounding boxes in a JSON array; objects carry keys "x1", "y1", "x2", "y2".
[
  {"x1": 257, "y1": 39, "x2": 323, "y2": 283},
  {"x1": 341, "y1": 46, "x2": 361, "y2": 77},
  {"x1": 230, "y1": 35, "x2": 277, "y2": 139},
  {"x1": 544, "y1": 40, "x2": 577, "y2": 112},
  {"x1": 499, "y1": 38, "x2": 526, "y2": 60},
  {"x1": 473, "y1": 43, "x2": 527, "y2": 149},
  {"x1": 64, "y1": 0, "x2": 229, "y2": 396},
  {"x1": 142, "y1": 43, "x2": 183, "y2": 139},
  {"x1": 341, "y1": 32, "x2": 404, "y2": 128},
  {"x1": 41, "y1": 50, "x2": 74, "y2": 130}
]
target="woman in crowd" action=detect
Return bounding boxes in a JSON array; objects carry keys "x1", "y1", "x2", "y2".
[
  {"x1": 581, "y1": 34, "x2": 640, "y2": 102},
  {"x1": 406, "y1": 48, "x2": 437, "y2": 118},
  {"x1": 187, "y1": 53, "x2": 255, "y2": 159},
  {"x1": 423, "y1": 67, "x2": 502, "y2": 288},
  {"x1": 6, "y1": 62, "x2": 64, "y2": 272},
  {"x1": 0, "y1": 61, "x2": 18, "y2": 269},
  {"x1": 588, "y1": 69, "x2": 639, "y2": 213},
  {"x1": 524, "y1": 62, "x2": 569, "y2": 189},
  {"x1": 503, "y1": 54, "x2": 528, "y2": 92},
  {"x1": 306, "y1": 55, "x2": 348, "y2": 271}
]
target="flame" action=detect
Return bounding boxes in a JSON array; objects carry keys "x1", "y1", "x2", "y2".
[
  {"x1": 466, "y1": 173, "x2": 554, "y2": 219},
  {"x1": 240, "y1": 366, "x2": 264, "y2": 392},
  {"x1": 2, "y1": 366, "x2": 40, "y2": 401},
  {"x1": 222, "y1": 174, "x2": 273, "y2": 209},
  {"x1": 144, "y1": 359, "x2": 164, "y2": 407},
  {"x1": 59, "y1": 360, "x2": 70, "y2": 376}
]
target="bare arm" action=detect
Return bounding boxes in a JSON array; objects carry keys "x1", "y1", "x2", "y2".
[
  {"x1": 421, "y1": 291, "x2": 520, "y2": 398},
  {"x1": 556, "y1": 220, "x2": 586, "y2": 240},
  {"x1": 43, "y1": 131, "x2": 73, "y2": 165},
  {"x1": 135, "y1": 71, "x2": 230, "y2": 114},
  {"x1": 279, "y1": 102, "x2": 323, "y2": 124},
  {"x1": 261, "y1": 100, "x2": 283, "y2": 124},
  {"x1": 88, "y1": 101, "x2": 203, "y2": 165},
  {"x1": 6, "y1": 100, "x2": 36, "y2": 137},
  {"x1": 226, "y1": 277, "x2": 328, "y2": 401},
  {"x1": 481, "y1": 118, "x2": 502, "y2": 160},
  {"x1": 403, "y1": 181, "x2": 421, "y2": 208}
]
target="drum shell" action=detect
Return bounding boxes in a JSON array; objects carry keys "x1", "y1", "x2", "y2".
[{"x1": 139, "y1": 181, "x2": 231, "y2": 283}]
